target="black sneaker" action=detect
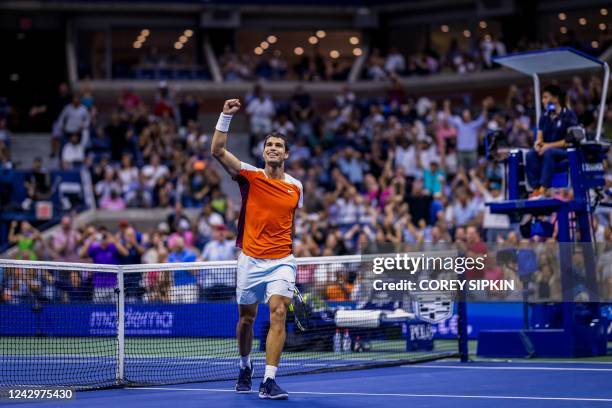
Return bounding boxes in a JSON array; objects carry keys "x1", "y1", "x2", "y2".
[
  {"x1": 258, "y1": 378, "x2": 289, "y2": 400},
  {"x1": 235, "y1": 365, "x2": 253, "y2": 393}
]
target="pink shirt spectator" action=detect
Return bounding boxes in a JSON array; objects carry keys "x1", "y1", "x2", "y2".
[
  {"x1": 53, "y1": 229, "x2": 81, "y2": 262},
  {"x1": 100, "y1": 196, "x2": 126, "y2": 211}
]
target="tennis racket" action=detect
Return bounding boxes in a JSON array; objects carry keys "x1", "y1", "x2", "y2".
[{"x1": 290, "y1": 287, "x2": 311, "y2": 332}]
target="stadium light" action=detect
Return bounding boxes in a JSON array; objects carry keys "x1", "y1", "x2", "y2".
[
  {"x1": 349, "y1": 36, "x2": 359, "y2": 45},
  {"x1": 352, "y1": 48, "x2": 362, "y2": 56},
  {"x1": 133, "y1": 41, "x2": 143, "y2": 49},
  {"x1": 330, "y1": 50, "x2": 340, "y2": 58},
  {"x1": 294, "y1": 47, "x2": 304, "y2": 55},
  {"x1": 308, "y1": 36, "x2": 318, "y2": 45},
  {"x1": 601, "y1": 8, "x2": 608, "y2": 16},
  {"x1": 599, "y1": 23, "x2": 607, "y2": 31},
  {"x1": 479, "y1": 21, "x2": 487, "y2": 29},
  {"x1": 579, "y1": 17, "x2": 587, "y2": 26},
  {"x1": 179, "y1": 35, "x2": 188, "y2": 43},
  {"x1": 440, "y1": 25, "x2": 449, "y2": 33},
  {"x1": 141, "y1": 29, "x2": 150, "y2": 36},
  {"x1": 174, "y1": 42, "x2": 183, "y2": 50},
  {"x1": 267, "y1": 35, "x2": 277, "y2": 44},
  {"x1": 591, "y1": 41, "x2": 599, "y2": 48},
  {"x1": 560, "y1": 26, "x2": 568, "y2": 34},
  {"x1": 137, "y1": 35, "x2": 147, "y2": 42},
  {"x1": 558, "y1": 12, "x2": 566, "y2": 21},
  {"x1": 315, "y1": 30, "x2": 326, "y2": 39},
  {"x1": 254, "y1": 47, "x2": 263, "y2": 55},
  {"x1": 463, "y1": 29, "x2": 471, "y2": 38},
  {"x1": 261, "y1": 41, "x2": 269, "y2": 49},
  {"x1": 184, "y1": 29, "x2": 193, "y2": 37}
]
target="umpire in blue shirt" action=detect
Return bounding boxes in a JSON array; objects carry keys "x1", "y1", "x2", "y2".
[{"x1": 526, "y1": 85, "x2": 577, "y2": 198}]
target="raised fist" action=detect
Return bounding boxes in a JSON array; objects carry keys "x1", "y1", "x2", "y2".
[{"x1": 223, "y1": 99, "x2": 241, "y2": 115}]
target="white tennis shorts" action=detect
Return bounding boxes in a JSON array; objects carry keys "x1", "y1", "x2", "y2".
[{"x1": 236, "y1": 252, "x2": 296, "y2": 305}]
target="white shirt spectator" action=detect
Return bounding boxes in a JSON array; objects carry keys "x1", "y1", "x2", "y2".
[
  {"x1": 201, "y1": 239, "x2": 235, "y2": 262},
  {"x1": 385, "y1": 51, "x2": 406, "y2": 74},
  {"x1": 118, "y1": 167, "x2": 139, "y2": 191},
  {"x1": 57, "y1": 103, "x2": 90, "y2": 134},
  {"x1": 61, "y1": 130, "x2": 90, "y2": 166},
  {"x1": 395, "y1": 145, "x2": 420, "y2": 178},
  {"x1": 246, "y1": 96, "x2": 275, "y2": 134},
  {"x1": 142, "y1": 164, "x2": 169, "y2": 188},
  {"x1": 95, "y1": 179, "x2": 121, "y2": 201}
]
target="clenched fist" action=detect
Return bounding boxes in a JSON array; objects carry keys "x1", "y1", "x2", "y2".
[{"x1": 223, "y1": 99, "x2": 241, "y2": 115}]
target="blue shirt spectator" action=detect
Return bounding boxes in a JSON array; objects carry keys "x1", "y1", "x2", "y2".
[{"x1": 168, "y1": 237, "x2": 198, "y2": 286}]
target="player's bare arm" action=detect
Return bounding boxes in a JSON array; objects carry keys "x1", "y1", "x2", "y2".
[{"x1": 211, "y1": 99, "x2": 243, "y2": 177}]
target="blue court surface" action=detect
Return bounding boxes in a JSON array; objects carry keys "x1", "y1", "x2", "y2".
[{"x1": 7, "y1": 360, "x2": 612, "y2": 408}]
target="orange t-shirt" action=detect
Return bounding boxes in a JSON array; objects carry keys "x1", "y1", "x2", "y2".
[{"x1": 235, "y1": 162, "x2": 303, "y2": 259}]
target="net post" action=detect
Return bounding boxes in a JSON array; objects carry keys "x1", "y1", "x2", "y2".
[{"x1": 116, "y1": 265, "x2": 125, "y2": 385}]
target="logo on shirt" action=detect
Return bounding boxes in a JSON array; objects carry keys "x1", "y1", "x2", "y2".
[{"x1": 287, "y1": 189, "x2": 295, "y2": 193}]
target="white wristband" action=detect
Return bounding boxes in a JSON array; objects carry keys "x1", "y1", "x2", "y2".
[{"x1": 216, "y1": 113, "x2": 233, "y2": 133}]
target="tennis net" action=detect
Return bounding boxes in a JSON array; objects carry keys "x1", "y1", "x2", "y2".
[{"x1": 0, "y1": 256, "x2": 465, "y2": 391}]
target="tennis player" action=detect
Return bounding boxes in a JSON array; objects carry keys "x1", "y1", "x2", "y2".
[{"x1": 211, "y1": 99, "x2": 303, "y2": 400}]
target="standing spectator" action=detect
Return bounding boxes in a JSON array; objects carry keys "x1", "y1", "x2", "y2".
[
  {"x1": 23, "y1": 157, "x2": 51, "y2": 210},
  {"x1": 9, "y1": 221, "x2": 41, "y2": 261},
  {"x1": 167, "y1": 236, "x2": 198, "y2": 303},
  {"x1": 385, "y1": 47, "x2": 406, "y2": 75},
  {"x1": 53, "y1": 216, "x2": 82, "y2": 262},
  {"x1": 199, "y1": 225, "x2": 236, "y2": 300},
  {"x1": 142, "y1": 154, "x2": 169, "y2": 189},
  {"x1": 55, "y1": 94, "x2": 90, "y2": 153},
  {"x1": 445, "y1": 98, "x2": 492, "y2": 170},
  {"x1": 79, "y1": 227, "x2": 128, "y2": 303},
  {"x1": 246, "y1": 86, "x2": 275, "y2": 153},
  {"x1": 61, "y1": 131, "x2": 90, "y2": 169},
  {"x1": 119, "y1": 226, "x2": 146, "y2": 302}
]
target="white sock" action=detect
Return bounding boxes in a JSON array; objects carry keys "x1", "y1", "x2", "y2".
[
  {"x1": 239, "y1": 355, "x2": 251, "y2": 369},
  {"x1": 264, "y1": 365, "x2": 277, "y2": 381}
]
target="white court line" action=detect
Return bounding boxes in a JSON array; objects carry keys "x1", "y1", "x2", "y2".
[
  {"x1": 126, "y1": 387, "x2": 612, "y2": 403},
  {"x1": 404, "y1": 365, "x2": 612, "y2": 372},
  {"x1": 467, "y1": 360, "x2": 612, "y2": 365}
]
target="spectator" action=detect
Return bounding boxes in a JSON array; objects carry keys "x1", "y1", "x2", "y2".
[
  {"x1": 53, "y1": 216, "x2": 82, "y2": 262},
  {"x1": 199, "y1": 225, "x2": 236, "y2": 300},
  {"x1": 445, "y1": 97, "x2": 492, "y2": 170},
  {"x1": 9, "y1": 221, "x2": 41, "y2": 261},
  {"x1": 100, "y1": 189, "x2": 126, "y2": 211},
  {"x1": 23, "y1": 157, "x2": 52, "y2": 209},
  {"x1": 79, "y1": 227, "x2": 128, "y2": 303},
  {"x1": 53, "y1": 94, "x2": 90, "y2": 158},
  {"x1": 95, "y1": 167, "x2": 121, "y2": 203},
  {"x1": 167, "y1": 236, "x2": 198, "y2": 303},
  {"x1": 61, "y1": 131, "x2": 90, "y2": 168},
  {"x1": 385, "y1": 47, "x2": 406, "y2": 75},
  {"x1": 57, "y1": 271, "x2": 92, "y2": 302},
  {"x1": 142, "y1": 154, "x2": 169, "y2": 189}
]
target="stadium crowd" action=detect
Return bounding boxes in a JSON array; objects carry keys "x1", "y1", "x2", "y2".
[{"x1": 2, "y1": 67, "x2": 612, "y2": 305}]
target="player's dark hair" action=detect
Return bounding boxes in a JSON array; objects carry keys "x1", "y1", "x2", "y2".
[{"x1": 263, "y1": 132, "x2": 289, "y2": 152}]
